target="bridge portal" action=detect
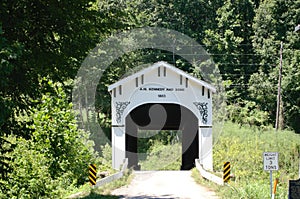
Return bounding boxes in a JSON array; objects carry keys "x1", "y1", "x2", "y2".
[
  {"x1": 126, "y1": 103, "x2": 198, "y2": 170},
  {"x1": 108, "y1": 61, "x2": 215, "y2": 171}
]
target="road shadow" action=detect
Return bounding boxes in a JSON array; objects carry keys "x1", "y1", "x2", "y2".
[
  {"x1": 80, "y1": 192, "x2": 119, "y2": 199},
  {"x1": 117, "y1": 194, "x2": 180, "y2": 199}
]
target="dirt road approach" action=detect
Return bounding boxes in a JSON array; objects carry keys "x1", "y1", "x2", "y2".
[{"x1": 111, "y1": 170, "x2": 219, "y2": 199}]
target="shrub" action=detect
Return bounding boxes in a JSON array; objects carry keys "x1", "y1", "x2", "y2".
[{"x1": 2, "y1": 80, "x2": 97, "y2": 198}]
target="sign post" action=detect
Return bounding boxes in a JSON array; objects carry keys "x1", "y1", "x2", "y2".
[{"x1": 263, "y1": 152, "x2": 279, "y2": 199}]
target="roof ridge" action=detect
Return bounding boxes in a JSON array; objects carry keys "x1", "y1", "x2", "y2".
[{"x1": 108, "y1": 61, "x2": 216, "y2": 93}]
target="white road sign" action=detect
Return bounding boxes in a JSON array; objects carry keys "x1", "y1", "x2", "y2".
[{"x1": 263, "y1": 152, "x2": 279, "y2": 171}]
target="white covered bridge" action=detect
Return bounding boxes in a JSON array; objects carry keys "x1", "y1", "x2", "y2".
[{"x1": 108, "y1": 61, "x2": 215, "y2": 171}]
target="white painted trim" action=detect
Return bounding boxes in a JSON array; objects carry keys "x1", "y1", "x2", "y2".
[
  {"x1": 108, "y1": 61, "x2": 216, "y2": 93},
  {"x1": 195, "y1": 159, "x2": 224, "y2": 186}
]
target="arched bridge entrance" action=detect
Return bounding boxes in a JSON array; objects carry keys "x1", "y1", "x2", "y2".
[
  {"x1": 108, "y1": 62, "x2": 215, "y2": 171},
  {"x1": 126, "y1": 103, "x2": 198, "y2": 170}
]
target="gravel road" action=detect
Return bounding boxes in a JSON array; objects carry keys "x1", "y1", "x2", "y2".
[{"x1": 111, "y1": 170, "x2": 219, "y2": 199}]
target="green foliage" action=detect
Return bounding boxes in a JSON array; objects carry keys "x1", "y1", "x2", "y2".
[
  {"x1": 139, "y1": 141, "x2": 182, "y2": 171},
  {"x1": 138, "y1": 130, "x2": 181, "y2": 153},
  {"x1": 1, "y1": 0, "x2": 99, "y2": 82},
  {"x1": 204, "y1": 0, "x2": 258, "y2": 101},
  {"x1": 5, "y1": 137, "x2": 68, "y2": 198},
  {"x1": 0, "y1": 0, "x2": 100, "y2": 138},
  {"x1": 95, "y1": 169, "x2": 132, "y2": 195},
  {"x1": 0, "y1": 0, "x2": 299, "y2": 196},
  {"x1": 136, "y1": 130, "x2": 182, "y2": 170},
  {"x1": 68, "y1": 169, "x2": 132, "y2": 198},
  {"x1": 0, "y1": 24, "x2": 23, "y2": 181},
  {"x1": 29, "y1": 80, "x2": 95, "y2": 184},
  {"x1": 1, "y1": 80, "x2": 96, "y2": 198},
  {"x1": 251, "y1": 0, "x2": 300, "y2": 132},
  {"x1": 98, "y1": 143, "x2": 114, "y2": 172},
  {"x1": 81, "y1": 193, "x2": 119, "y2": 199},
  {"x1": 212, "y1": 122, "x2": 299, "y2": 198},
  {"x1": 153, "y1": 0, "x2": 223, "y2": 40},
  {"x1": 226, "y1": 100, "x2": 269, "y2": 127},
  {"x1": 0, "y1": 0, "x2": 100, "y2": 184}
]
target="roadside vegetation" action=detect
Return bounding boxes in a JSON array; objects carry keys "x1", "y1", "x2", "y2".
[
  {"x1": 1, "y1": 0, "x2": 299, "y2": 198},
  {"x1": 128, "y1": 122, "x2": 300, "y2": 198},
  {"x1": 103, "y1": 121, "x2": 300, "y2": 198},
  {"x1": 66, "y1": 169, "x2": 132, "y2": 199},
  {"x1": 64, "y1": 142, "x2": 132, "y2": 199},
  {"x1": 138, "y1": 130, "x2": 182, "y2": 170},
  {"x1": 194, "y1": 122, "x2": 300, "y2": 199},
  {"x1": 139, "y1": 142, "x2": 182, "y2": 170}
]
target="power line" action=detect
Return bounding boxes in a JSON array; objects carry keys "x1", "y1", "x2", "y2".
[{"x1": 144, "y1": 51, "x2": 264, "y2": 56}]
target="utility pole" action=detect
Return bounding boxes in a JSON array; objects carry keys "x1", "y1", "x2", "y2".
[
  {"x1": 275, "y1": 41, "x2": 283, "y2": 131},
  {"x1": 296, "y1": 24, "x2": 300, "y2": 178}
]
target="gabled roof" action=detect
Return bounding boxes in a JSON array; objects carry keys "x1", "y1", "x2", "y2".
[{"x1": 108, "y1": 61, "x2": 216, "y2": 93}]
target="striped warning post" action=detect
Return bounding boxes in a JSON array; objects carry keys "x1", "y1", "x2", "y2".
[
  {"x1": 89, "y1": 164, "x2": 97, "y2": 186},
  {"x1": 223, "y1": 162, "x2": 230, "y2": 183}
]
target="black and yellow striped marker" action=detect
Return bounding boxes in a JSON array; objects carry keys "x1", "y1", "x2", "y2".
[
  {"x1": 223, "y1": 162, "x2": 230, "y2": 183},
  {"x1": 89, "y1": 164, "x2": 97, "y2": 186}
]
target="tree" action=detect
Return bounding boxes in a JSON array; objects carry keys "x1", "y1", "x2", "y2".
[
  {"x1": 0, "y1": 0, "x2": 99, "y2": 181},
  {"x1": 0, "y1": 0, "x2": 100, "y2": 138},
  {"x1": 0, "y1": 24, "x2": 22, "y2": 184},
  {"x1": 203, "y1": 0, "x2": 258, "y2": 103},
  {"x1": 153, "y1": 0, "x2": 223, "y2": 41},
  {"x1": 251, "y1": 0, "x2": 300, "y2": 132},
  {"x1": 2, "y1": 80, "x2": 96, "y2": 198}
]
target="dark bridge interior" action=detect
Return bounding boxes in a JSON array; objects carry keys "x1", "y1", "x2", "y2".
[{"x1": 125, "y1": 103, "x2": 198, "y2": 170}]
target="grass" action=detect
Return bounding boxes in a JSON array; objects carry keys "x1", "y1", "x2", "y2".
[
  {"x1": 67, "y1": 121, "x2": 299, "y2": 198},
  {"x1": 95, "y1": 169, "x2": 133, "y2": 195},
  {"x1": 193, "y1": 122, "x2": 300, "y2": 199},
  {"x1": 191, "y1": 168, "x2": 221, "y2": 192},
  {"x1": 139, "y1": 142, "x2": 182, "y2": 170},
  {"x1": 65, "y1": 169, "x2": 133, "y2": 199},
  {"x1": 80, "y1": 193, "x2": 118, "y2": 199}
]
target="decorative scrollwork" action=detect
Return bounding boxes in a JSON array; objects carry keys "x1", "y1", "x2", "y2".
[
  {"x1": 193, "y1": 102, "x2": 208, "y2": 124},
  {"x1": 115, "y1": 102, "x2": 130, "y2": 123}
]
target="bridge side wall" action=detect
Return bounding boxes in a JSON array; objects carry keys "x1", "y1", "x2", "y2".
[{"x1": 199, "y1": 127, "x2": 213, "y2": 171}]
